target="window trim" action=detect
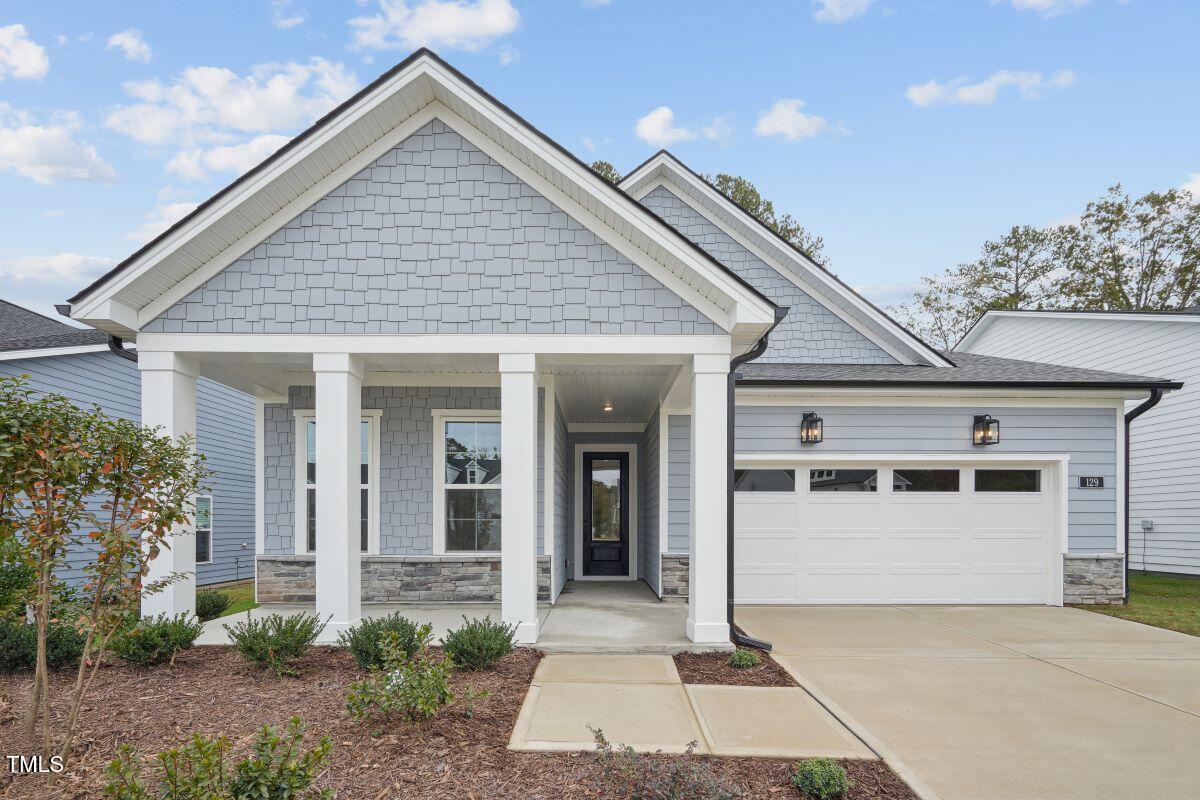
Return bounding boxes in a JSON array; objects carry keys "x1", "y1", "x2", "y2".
[
  {"x1": 293, "y1": 409, "x2": 382, "y2": 556},
  {"x1": 432, "y1": 408, "x2": 502, "y2": 556},
  {"x1": 194, "y1": 494, "x2": 213, "y2": 566}
]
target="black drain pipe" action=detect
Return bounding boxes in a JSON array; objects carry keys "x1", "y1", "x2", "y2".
[
  {"x1": 108, "y1": 335, "x2": 138, "y2": 363},
  {"x1": 728, "y1": 307, "x2": 789, "y2": 651},
  {"x1": 1123, "y1": 388, "x2": 1163, "y2": 603}
]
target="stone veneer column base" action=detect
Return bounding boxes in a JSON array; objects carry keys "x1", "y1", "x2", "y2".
[
  {"x1": 257, "y1": 554, "x2": 551, "y2": 604},
  {"x1": 1063, "y1": 553, "x2": 1124, "y2": 604},
  {"x1": 660, "y1": 553, "x2": 689, "y2": 601}
]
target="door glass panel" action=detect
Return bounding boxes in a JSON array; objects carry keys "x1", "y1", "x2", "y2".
[
  {"x1": 590, "y1": 459, "x2": 621, "y2": 542},
  {"x1": 809, "y1": 469, "x2": 878, "y2": 492}
]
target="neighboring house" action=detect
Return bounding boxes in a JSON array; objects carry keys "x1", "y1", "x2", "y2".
[
  {"x1": 957, "y1": 309, "x2": 1199, "y2": 576},
  {"x1": 0, "y1": 299, "x2": 256, "y2": 587},
  {"x1": 59, "y1": 50, "x2": 1178, "y2": 646}
]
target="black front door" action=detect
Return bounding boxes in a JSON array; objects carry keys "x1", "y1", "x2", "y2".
[{"x1": 582, "y1": 452, "x2": 629, "y2": 577}]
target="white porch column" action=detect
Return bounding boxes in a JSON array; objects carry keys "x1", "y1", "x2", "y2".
[
  {"x1": 500, "y1": 353, "x2": 540, "y2": 643},
  {"x1": 688, "y1": 354, "x2": 730, "y2": 643},
  {"x1": 139, "y1": 351, "x2": 198, "y2": 619},
  {"x1": 313, "y1": 353, "x2": 363, "y2": 637}
]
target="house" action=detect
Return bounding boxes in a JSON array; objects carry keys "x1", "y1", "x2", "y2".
[
  {"x1": 58, "y1": 50, "x2": 1179, "y2": 646},
  {"x1": 0, "y1": 299, "x2": 256, "y2": 587},
  {"x1": 957, "y1": 309, "x2": 1199, "y2": 576}
]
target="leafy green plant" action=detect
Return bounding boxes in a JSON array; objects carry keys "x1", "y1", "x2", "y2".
[
  {"x1": 441, "y1": 615, "x2": 515, "y2": 670},
  {"x1": 591, "y1": 728, "x2": 738, "y2": 800},
  {"x1": 0, "y1": 619, "x2": 87, "y2": 671},
  {"x1": 727, "y1": 649, "x2": 760, "y2": 669},
  {"x1": 790, "y1": 758, "x2": 853, "y2": 800},
  {"x1": 103, "y1": 717, "x2": 331, "y2": 800},
  {"x1": 346, "y1": 624, "x2": 458, "y2": 722},
  {"x1": 224, "y1": 613, "x2": 326, "y2": 677},
  {"x1": 195, "y1": 590, "x2": 231, "y2": 622},
  {"x1": 112, "y1": 614, "x2": 203, "y2": 667},
  {"x1": 336, "y1": 612, "x2": 420, "y2": 670}
]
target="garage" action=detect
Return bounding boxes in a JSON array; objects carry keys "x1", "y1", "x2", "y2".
[{"x1": 733, "y1": 461, "x2": 1063, "y2": 605}]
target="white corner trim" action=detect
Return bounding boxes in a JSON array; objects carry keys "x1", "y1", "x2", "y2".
[
  {"x1": 0, "y1": 343, "x2": 110, "y2": 362},
  {"x1": 431, "y1": 408, "x2": 503, "y2": 557},
  {"x1": 567, "y1": 422, "x2": 646, "y2": 433},
  {"x1": 573, "y1": 442, "x2": 638, "y2": 581},
  {"x1": 254, "y1": 399, "x2": 266, "y2": 558}
]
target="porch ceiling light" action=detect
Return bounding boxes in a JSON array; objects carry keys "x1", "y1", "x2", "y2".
[
  {"x1": 602, "y1": 401, "x2": 614, "y2": 413},
  {"x1": 800, "y1": 412, "x2": 823, "y2": 444},
  {"x1": 973, "y1": 414, "x2": 1000, "y2": 446}
]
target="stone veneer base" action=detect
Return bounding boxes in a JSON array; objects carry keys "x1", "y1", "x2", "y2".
[
  {"x1": 1063, "y1": 553, "x2": 1124, "y2": 604},
  {"x1": 660, "y1": 553, "x2": 689, "y2": 601}
]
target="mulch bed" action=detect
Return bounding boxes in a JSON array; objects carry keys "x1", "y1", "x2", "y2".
[
  {"x1": 673, "y1": 651, "x2": 800, "y2": 687},
  {"x1": 0, "y1": 646, "x2": 913, "y2": 799}
]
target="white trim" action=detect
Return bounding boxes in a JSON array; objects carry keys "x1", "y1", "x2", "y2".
[
  {"x1": 431, "y1": 408, "x2": 503, "y2": 556},
  {"x1": 1115, "y1": 402, "x2": 1126, "y2": 556},
  {"x1": 254, "y1": 398, "x2": 265, "y2": 599},
  {"x1": 194, "y1": 494, "x2": 214, "y2": 566},
  {"x1": 567, "y1": 422, "x2": 646, "y2": 433},
  {"x1": 0, "y1": 344, "x2": 110, "y2": 361},
  {"x1": 293, "y1": 408, "x2": 382, "y2": 556},
  {"x1": 573, "y1": 443, "x2": 638, "y2": 581},
  {"x1": 736, "y1": 451, "x2": 1072, "y2": 464},
  {"x1": 957, "y1": 309, "x2": 1200, "y2": 351},
  {"x1": 735, "y1": 389, "x2": 1153, "y2": 406}
]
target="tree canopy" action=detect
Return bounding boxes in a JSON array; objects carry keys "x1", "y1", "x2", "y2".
[
  {"x1": 589, "y1": 160, "x2": 622, "y2": 184},
  {"x1": 705, "y1": 173, "x2": 827, "y2": 266}
]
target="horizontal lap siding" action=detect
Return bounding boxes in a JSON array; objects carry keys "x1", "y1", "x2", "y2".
[
  {"x1": 640, "y1": 409, "x2": 661, "y2": 594},
  {"x1": 667, "y1": 415, "x2": 691, "y2": 553},
  {"x1": 553, "y1": 400, "x2": 568, "y2": 593},
  {"x1": 735, "y1": 404, "x2": 1119, "y2": 553}
]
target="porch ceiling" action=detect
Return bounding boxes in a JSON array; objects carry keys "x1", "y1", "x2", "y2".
[{"x1": 555, "y1": 366, "x2": 677, "y2": 424}]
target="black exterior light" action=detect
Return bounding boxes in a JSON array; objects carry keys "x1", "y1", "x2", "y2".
[
  {"x1": 800, "y1": 412, "x2": 824, "y2": 444},
  {"x1": 973, "y1": 414, "x2": 1000, "y2": 446}
]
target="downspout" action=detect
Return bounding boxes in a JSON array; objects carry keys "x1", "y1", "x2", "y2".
[
  {"x1": 108, "y1": 335, "x2": 138, "y2": 363},
  {"x1": 727, "y1": 306, "x2": 789, "y2": 651},
  {"x1": 1122, "y1": 388, "x2": 1163, "y2": 603}
]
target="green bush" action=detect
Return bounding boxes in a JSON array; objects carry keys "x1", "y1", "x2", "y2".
[
  {"x1": 196, "y1": 590, "x2": 231, "y2": 622},
  {"x1": 790, "y1": 758, "x2": 853, "y2": 800},
  {"x1": 103, "y1": 716, "x2": 331, "y2": 800},
  {"x1": 346, "y1": 624, "x2": 458, "y2": 722},
  {"x1": 0, "y1": 537, "x2": 35, "y2": 622},
  {"x1": 224, "y1": 613, "x2": 326, "y2": 677},
  {"x1": 0, "y1": 619, "x2": 87, "y2": 671},
  {"x1": 592, "y1": 728, "x2": 738, "y2": 800},
  {"x1": 336, "y1": 612, "x2": 420, "y2": 670},
  {"x1": 441, "y1": 615, "x2": 515, "y2": 670},
  {"x1": 728, "y1": 649, "x2": 761, "y2": 669},
  {"x1": 112, "y1": 613, "x2": 204, "y2": 667}
]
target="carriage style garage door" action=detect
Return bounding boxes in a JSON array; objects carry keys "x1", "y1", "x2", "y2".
[{"x1": 733, "y1": 463, "x2": 1059, "y2": 604}]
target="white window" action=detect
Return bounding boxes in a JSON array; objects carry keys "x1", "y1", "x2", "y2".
[
  {"x1": 294, "y1": 411, "x2": 380, "y2": 554},
  {"x1": 433, "y1": 410, "x2": 502, "y2": 554},
  {"x1": 195, "y1": 495, "x2": 213, "y2": 565}
]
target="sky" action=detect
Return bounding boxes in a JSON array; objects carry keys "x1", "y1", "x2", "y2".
[{"x1": 1, "y1": 0, "x2": 1198, "y2": 321}]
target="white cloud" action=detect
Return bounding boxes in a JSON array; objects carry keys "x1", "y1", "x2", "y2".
[
  {"x1": 813, "y1": 0, "x2": 873, "y2": 23},
  {"x1": 1003, "y1": 0, "x2": 1091, "y2": 17},
  {"x1": 581, "y1": 136, "x2": 596, "y2": 152},
  {"x1": 0, "y1": 24, "x2": 50, "y2": 80},
  {"x1": 272, "y1": 0, "x2": 309, "y2": 29},
  {"x1": 906, "y1": 69, "x2": 1076, "y2": 107},
  {"x1": 634, "y1": 107, "x2": 697, "y2": 147},
  {"x1": 582, "y1": 0, "x2": 613, "y2": 6},
  {"x1": 349, "y1": 0, "x2": 519, "y2": 52},
  {"x1": 0, "y1": 104, "x2": 118, "y2": 185},
  {"x1": 700, "y1": 113, "x2": 734, "y2": 143},
  {"x1": 167, "y1": 134, "x2": 291, "y2": 181},
  {"x1": 106, "y1": 29, "x2": 151, "y2": 62},
  {"x1": 753, "y1": 99, "x2": 828, "y2": 140},
  {"x1": 126, "y1": 202, "x2": 200, "y2": 244},
  {"x1": 1181, "y1": 173, "x2": 1200, "y2": 200},
  {"x1": 0, "y1": 253, "x2": 115, "y2": 284},
  {"x1": 497, "y1": 44, "x2": 518, "y2": 65}
]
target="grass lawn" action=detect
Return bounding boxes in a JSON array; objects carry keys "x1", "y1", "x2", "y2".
[
  {"x1": 212, "y1": 580, "x2": 259, "y2": 617},
  {"x1": 1081, "y1": 571, "x2": 1200, "y2": 637}
]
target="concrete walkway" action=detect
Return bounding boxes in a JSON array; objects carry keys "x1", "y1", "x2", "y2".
[
  {"x1": 737, "y1": 605, "x2": 1200, "y2": 800},
  {"x1": 509, "y1": 653, "x2": 873, "y2": 758}
]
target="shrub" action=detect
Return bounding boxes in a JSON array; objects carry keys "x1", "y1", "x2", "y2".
[
  {"x1": 346, "y1": 624, "x2": 457, "y2": 722},
  {"x1": 336, "y1": 612, "x2": 420, "y2": 670},
  {"x1": 790, "y1": 758, "x2": 853, "y2": 800},
  {"x1": 112, "y1": 613, "x2": 204, "y2": 667},
  {"x1": 0, "y1": 537, "x2": 35, "y2": 622},
  {"x1": 224, "y1": 613, "x2": 326, "y2": 677},
  {"x1": 196, "y1": 590, "x2": 231, "y2": 622},
  {"x1": 591, "y1": 728, "x2": 738, "y2": 800},
  {"x1": 728, "y1": 649, "x2": 760, "y2": 669},
  {"x1": 0, "y1": 620, "x2": 87, "y2": 671},
  {"x1": 103, "y1": 716, "x2": 331, "y2": 800},
  {"x1": 441, "y1": 615, "x2": 515, "y2": 670}
]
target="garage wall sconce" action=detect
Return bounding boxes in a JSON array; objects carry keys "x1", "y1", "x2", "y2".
[
  {"x1": 800, "y1": 412, "x2": 824, "y2": 444},
  {"x1": 972, "y1": 414, "x2": 1000, "y2": 446}
]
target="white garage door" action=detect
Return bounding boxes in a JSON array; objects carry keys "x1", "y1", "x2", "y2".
[{"x1": 734, "y1": 463, "x2": 1057, "y2": 604}]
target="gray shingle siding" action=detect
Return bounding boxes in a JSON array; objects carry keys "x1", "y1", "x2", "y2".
[
  {"x1": 641, "y1": 186, "x2": 895, "y2": 364},
  {"x1": 667, "y1": 414, "x2": 692, "y2": 553},
  {"x1": 0, "y1": 351, "x2": 255, "y2": 586},
  {"x1": 146, "y1": 120, "x2": 720, "y2": 336}
]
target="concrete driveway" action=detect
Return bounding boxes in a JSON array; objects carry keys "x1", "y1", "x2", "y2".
[{"x1": 737, "y1": 605, "x2": 1200, "y2": 800}]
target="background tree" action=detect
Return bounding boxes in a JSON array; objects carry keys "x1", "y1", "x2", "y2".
[
  {"x1": 705, "y1": 173, "x2": 827, "y2": 266},
  {"x1": 589, "y1": 160, "x2": 622, "y2": 184}
]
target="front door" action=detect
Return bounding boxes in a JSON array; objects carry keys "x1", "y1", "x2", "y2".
[{"x1": 582, "y1": 452, "x2": 629, "y2": 576}]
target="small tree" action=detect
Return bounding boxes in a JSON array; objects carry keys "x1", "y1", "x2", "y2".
[
  {"x1": 590, "y1": 160, "x2": 622, "y2": 184},
  {"x1": 705, "y1": 172, "x2": 827, "y2": 266}
]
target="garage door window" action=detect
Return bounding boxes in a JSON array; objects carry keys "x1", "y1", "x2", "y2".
[
  {"x1": 893, "y1": 469, "x2": 959, "y2": 492},
  {"x1": 974, "y1": 469, "x2": 1040, "y2": 492},
  {"x1": 734, "y1": 469, "x2": 795, "y2": 492},
  {"x1": 810, "y1": 469, "x2": 877, "y2": 492}
]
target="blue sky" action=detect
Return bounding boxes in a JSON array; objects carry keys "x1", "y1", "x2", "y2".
[{"x1": 1, "y1": 0, "x2": 1197, "y2": 320}]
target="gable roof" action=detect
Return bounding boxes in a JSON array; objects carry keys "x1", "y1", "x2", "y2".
[
  {"x1": 67, "y1": 49, "x2": 776, "y2": 341},
  {"x1": 0, "y1": 299, "x2": 108, "y2": 357},
  {"x1": 620, "y1": 150, "x2": 953, "y2": 367},
  {"x1": 957, "y1": 308, "x2": 1200, "y2": 351}
]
